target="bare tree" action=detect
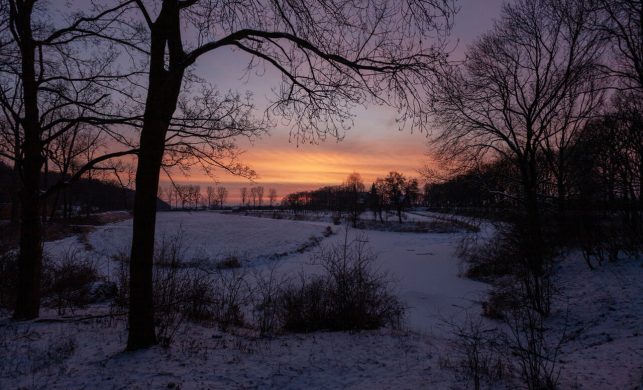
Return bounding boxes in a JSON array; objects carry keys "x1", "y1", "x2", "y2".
[
  {"x1": 431, "y1": 0, "x2": 603, "y2": 314},
  {"x1": 596, "y1": 0, "x2": 643, "y2": 92},
  {"x1": 206, "y1": 186, "x2": 215, "y2": 209},
  {"x1": 381, "y1": 171, "x2": 409, "y2": 223},
  {"x1": 124, "y1": 0, "x2": 455, "y2": 349},
  {"x1": 0, "y1": 1, "x2": 139, "y2": 320},
  {"x1": 249, "y1": 186, "x2": 257, "y2": 207},
  {"x1": 240, "y1": 187, "x2": 248, "y2": 207},
  {"x1": 164, "y1": 185, "x2": 173, "y2": 208},
  {"x1": 45, "y1": 123, "x2": 113, "y2": 219},
  {"x1": 255, "y1": 186, "x2": 264, "y2": 207},
  {"x1": 344, "y1": 172, "x2": 365, "y2": 226},
  {"x1": 268, "y1": 188, "x2": 278, "y2": 207},
  {"x1": 193, "y1": 185, "x2": 201, "y2": 208},
  {"x1": 216, "y1": 186, "x2": 228, "y2": 208},
  {"x1": 373, "y1": 179, "x2": 388, "y2": 222},
  {"x1": 595, "y1": 0, "x2": 643, "y2": 232},
  {"x1": 112, "y1": 161, "x2": 136, "y2": 210}
]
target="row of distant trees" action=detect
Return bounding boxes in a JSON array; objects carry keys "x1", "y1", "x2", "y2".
[
  {"x1": 158, "y1": 185, "x2": 279, "y2": 209},
  {"x1": 239, "y1": 186, "x2": 279, "y2": 208},
  {"x1": 425, "y1": 97, "x2": 642, "y2": 219},
  {"x1": 0, "y1": 161, "x2": 147, "y2": 219},
  {"x1": 282, "y1": 172, "x2": 420, "y2": 225}
]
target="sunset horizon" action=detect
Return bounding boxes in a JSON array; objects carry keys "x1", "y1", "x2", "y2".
[
  {"x1": 157, "y1": 1, "x2": 505, "y2": 203},
  {"x1": 162, "y1": 124, "x2": 435, "y2": 203}
]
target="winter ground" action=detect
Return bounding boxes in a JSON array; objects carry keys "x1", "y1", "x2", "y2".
[{"x1": 1, "y1": 211, "x2": 642, "y2": 389}]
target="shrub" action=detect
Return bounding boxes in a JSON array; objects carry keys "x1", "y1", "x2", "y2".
[
  {"x1": 445, "y1": 315, "x2": 505, "y2": 390},
  {"x1": 154, "y1": 230, "x2": 187, "y2": 268},
  {"x1": 0, "y1": 252, "x2": 17, "y2": 310},
  {"x1": 276, "y1": 233, "x2": 404, "y2": 332},
  {"x1": 112, "y1": 250, "x2": 130, "y2": 308},
  {"x1": 459, "y1": 225, "x2": 521, "y2": 282},
  {"x1": 323, "y1": 226, "x2": 333, "y2": 237},
  {"x1": 117, "y1": 265, "x2": 216, "y2": 346},
  {"x1": 41, "y1": 249, "x2": 100, "y2": 314},
  {"x1": 459, "y1": 223, "x2": 556, "y2": 318},
  {"x1": 504, "y1": 306, "x2": 563, "y2": 390},
  {"x1": 1, "y1": 248, "x2": 100, "y2": 313},
  {"x1": 252, "y1": 267, "x2": 286, "y2": 336},
  {"x1": 481, "y1": 280, "x2": 520, "y2": 320},
  {"x1": 210, "y1": 268, "x2": 250, "y2": 331},
  {"x1": 113, "y1": 232, "x2": 252, "y2": 344},
  {"x1": 216, "y1": 255, "x2": 242, "y2": 269}
]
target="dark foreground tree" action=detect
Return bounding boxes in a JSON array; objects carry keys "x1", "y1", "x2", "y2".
[
  {"x1": 431, "y1": 0, "x2": 603, "y2": 315},
  {"x1": 124, "y1": 0, "x2": 455, "y2": 349},
  {"x1": 596, "y1": 0, "x2": 643, "y2": 92},
  {"x1": 596, "y1": 0, "x2": 643, "y2": 234},
  {"x1": 0, "y1": 1, "x2": 139, "y2": 319}
]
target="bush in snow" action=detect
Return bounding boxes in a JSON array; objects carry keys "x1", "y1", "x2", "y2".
[
  {"x1": 0, "y1": 248, "x2": 100, "y2": 314},
  {"x1": 276, "y1": 233, "x2": 404, "y2": 332},
  {"x1": 215, "y1": 254, "x2": 242, "y2": 269},
  {"x1": 459, "y1": 223, "x2": 556, "y2": 318},
  {"x1": 41, "y1": 248, "x2": 100, "y2": 315},
  {"x1": 443, "y1": 315, "x2": 505, "y2": 390},
  {"x1": 252, "y1": 266, "x2": 286, "y2": 337},
  {"x1": 0, "y1": 251, "x2": 17, "y2": 311},
  {"x1": 113, "y1": 230, "x2": 252, "y2": 345}
]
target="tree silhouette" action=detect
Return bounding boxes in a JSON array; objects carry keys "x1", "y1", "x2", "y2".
[
  {"x1": 431, "y1": 0, "x2": 603, "y2": 315},
  {"x1": 0, "y1": 1, "x2": 140, "y2": 320}
]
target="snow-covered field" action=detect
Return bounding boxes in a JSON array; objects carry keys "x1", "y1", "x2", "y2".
[
  {"x1": 1, "y1": 211, "x2": 642, "y2": 389},
  {"x1": 44, "y1": 211, "x2": 487, "y2": 335},
  {"x1": 554, "y1": 256, "x2": 643, "y2": 389}
]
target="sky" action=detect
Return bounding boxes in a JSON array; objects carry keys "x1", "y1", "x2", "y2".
[
  {"x1": 57, "y1": 0, "x2": 507, "y2": 204},
  {"x1": 168, "y1": 0, "x2": 506, "y2": 203}
]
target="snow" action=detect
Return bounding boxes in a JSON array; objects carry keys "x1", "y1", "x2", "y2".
[
  {"x1": 44, "y1": 211, "x2": 487, "y2": 335},
  {"x1": 45, "y1": 211, "x2": 333, "y2": 276},
  {"x1": 0, "y1": 318, "x2": 450, "y2": 389},
  {"x1": 2, "y1": 211, "x2": 642, "y2": 389},
  {"x1": 553, "y1": 255, "x2": 643, "y2": 389}
]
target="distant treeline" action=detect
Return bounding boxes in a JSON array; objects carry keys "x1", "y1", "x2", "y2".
[
  {"x1": 282, "y1": 172, "x2": 421, "y2": 224},
  {"x1": 425, "y1": 108, "x2": 642, "y2": 226},
  {"x1": 0, "y1": 162, "x2": 169, "y2": 221},
  {"x1": 157, "y1": 184, "x2": 279, "y2": 209}
]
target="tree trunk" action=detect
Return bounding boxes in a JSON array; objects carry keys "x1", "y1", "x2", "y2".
[
  {"x1": 10, "y1": 162, "x2": 20, "y2": 225},
  {"x1": 127, "y1": 87, "x2": 182, "y2": 350},
  {"x1": 522, "y1": 171, "x2": 548, "y2": 316},
  {"x1": 14, "y1": 163, "x2": 43, "y2": 319},
  {"x1": 127, "y1": 133, "x2": 163, "y2": 349},
  {"x1": 127, "y1": 1, "x2": 185, "y2": 350},
  {"x1": 41, "y1": 158, "x2": 48, "y2": 222},
  {"x1": 13, "y1": 1, "x2": 45, "y2": 320}
]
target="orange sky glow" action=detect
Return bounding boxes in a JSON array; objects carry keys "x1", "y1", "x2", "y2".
[
  {"x1": 157, "y1": 0, "x2": 504, "y2": 203},
  {"x1": 163, "y1": 121, "x2": 435, "y2": 202}
]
